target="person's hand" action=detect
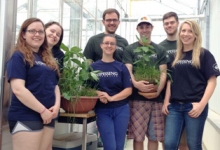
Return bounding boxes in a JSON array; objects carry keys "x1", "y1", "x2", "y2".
[
  {"x1": 99, "y1": 92, "x2": 112, "y2": 103},
  {"x1": 162, "y1": 102, "x2": 170, "y2": 115},
  {"x1": 97, "y1": 91, "x2": 109, "y2": 104},
  {"x1": 188, "y1": 102, "x2": 206, "y2": 118},
  {"x1": 40, "y1": 108, "x2": 53, "y2": 124},
  {"x1": 49, "y1": 106, "x2": 59, "y2": 119},
  {"x1": 134, "y1": 80, "x2": 155, "y2": 92}
]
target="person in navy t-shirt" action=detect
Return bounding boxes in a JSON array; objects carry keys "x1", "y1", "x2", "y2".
[
  {"x1": 45, "y1": 21, "x2": 64, "y2": 71},
  {"x1": 6, "y1": 18, "x2": 61, "y2": 150},
  {"x1": 162, "y1": 20, "x2": 220, "y2": 150},
  {"x1": 91, "y1": 34, "x2": 132, "y2": 150}
]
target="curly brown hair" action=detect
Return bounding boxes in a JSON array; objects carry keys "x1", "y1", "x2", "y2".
[{"x1": 12, "y1": 18, "x2": 59, "y2": 74}]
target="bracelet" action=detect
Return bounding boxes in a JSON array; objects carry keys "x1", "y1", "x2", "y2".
[{"x1": 40, "y1": 108, "x2": 46, "y2": 114}]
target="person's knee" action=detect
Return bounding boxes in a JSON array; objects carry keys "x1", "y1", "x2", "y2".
[{"x1": 164, "y1": 138, "x2": 178, "y2": 150}]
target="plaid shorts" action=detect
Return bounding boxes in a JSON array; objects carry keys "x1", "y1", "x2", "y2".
[{"x1": 127, "y1": 100, "x2": 164, "y2": 142}]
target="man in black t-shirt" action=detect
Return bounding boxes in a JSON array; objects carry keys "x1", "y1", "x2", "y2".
[
  {"x1": 123, "y1": 15, "x2": 169, "y2": 150},
  {"x1": 159, "y1": 12, "x2": 188, "y2": 150},
  {"x1": 83, "y1": 8, "x2": 128, "y2": 63}
]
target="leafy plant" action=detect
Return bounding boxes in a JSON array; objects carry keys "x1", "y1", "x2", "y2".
[
  {"x1": 133, "y1": 36, "x2": 160, "y2": 84},
  {"x1": 59, "y1": 43, "x2": 100, "y2": 101}
]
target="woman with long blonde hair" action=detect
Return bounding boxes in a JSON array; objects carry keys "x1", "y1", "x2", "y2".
[
  {"x1": 162, "y1": 20, "x2": 220, "y2": 150},
  {"x1": 7, "y1": 18, "x2": 60, "y2": 150}
]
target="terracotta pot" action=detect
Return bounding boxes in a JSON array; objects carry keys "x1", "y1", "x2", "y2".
[
  {"x1": 61, "y1": 96, "x2": 98, "y2": 113},
  {"x1": 138, "y1": 91, "x2": 157, "y2": 98}
]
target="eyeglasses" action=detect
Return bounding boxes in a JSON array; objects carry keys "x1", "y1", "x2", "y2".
[
  {"x1": 26, "y1": 29, "x2": 45, "y2": 35},
  {"x1": 164, "y1": 21, "x2": 176, "y2": 26},
  {"x1": 104, "y1": 19, "x2": 119, "y2": 23},
  {"x1": 102, "y1": 42, "x2": 116, "y2": 46}
]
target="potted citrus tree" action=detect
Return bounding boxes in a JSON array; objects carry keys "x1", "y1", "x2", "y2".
[{"x1": 59, "y1": 43, "x2": 100, "y2": 113}]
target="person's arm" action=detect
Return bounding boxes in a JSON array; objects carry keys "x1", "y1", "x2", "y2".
[
  {"x1": 162, "y1": 80, "x2": 171, "y2": 115},
  {"x1": 49, "y1": 85, "x2": 61, "y2": 118},
  {"x1": 157, "y1": 64, "x2": 167, "y2": 95},
  {"x1": 98, "y1": 88, "x2": 132, "y2": 102},
  {"x1": 10, "y1": 79, "x2": 53, "y2": 124},
  {"x1": 188, "y1": 76, "x2": 217, "y2": 118}
]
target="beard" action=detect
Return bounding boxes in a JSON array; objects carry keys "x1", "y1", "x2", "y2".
[
  {"x1": 105, "y1": 26, "x2": 118, "y2": 34},
  {"x1": 166, "y1": 29, "x2": 178, "y2": 36}
]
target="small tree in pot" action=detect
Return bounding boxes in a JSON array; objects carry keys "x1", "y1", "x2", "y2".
[
  {"x1": 59, "y1": 43, "x2": 99, "y2": 113},
  {"x1": 133, "y1": 36, "x2": 169, "y2": 97},
  {"x1": 133, "y1": 36, "x2": 160, "y2": 85}
]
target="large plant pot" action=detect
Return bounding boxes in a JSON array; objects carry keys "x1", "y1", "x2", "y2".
[
  {"x1": 138, "y1": 91, "x2": 157, "y2": 98},
  {"x1": 61, "y1": 96, "x2": 98, "y2": 113}
]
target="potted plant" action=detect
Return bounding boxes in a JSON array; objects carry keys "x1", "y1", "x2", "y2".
[
  {"x1": 59, "y1": 43, "x2": 100, "y2": 113},
  {"x1": 133, "y1": 36, "x2": 162, "y2": 97}
]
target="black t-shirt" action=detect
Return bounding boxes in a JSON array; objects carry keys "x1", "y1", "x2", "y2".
[
  {"x1": 169, "y1": 49, "x2": 220, "y2": 103},
  {"x1": 159, "y1": 39, "x2": 176, "y2": 59},
  {"x1": 159, "y1": 39, "x2": 177, "y2": 99},
  {"x1": 52, "y1": 46, "x2": 64, "y2": 71},
  {"x1": 83, "y1": 33, "x2": 128, "y2": 62},
  {"x1": 123, "y1": 41, "x2": 169, "y2": 102}
]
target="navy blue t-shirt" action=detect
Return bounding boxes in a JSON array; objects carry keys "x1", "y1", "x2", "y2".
[
  {"x1": 91, "y1": 60, "x2": 132, "y2": 108},
  {"x1": 6, "y1": 51, "x2": 58, "y2": 121},
  {"x1": 169, "y1": 49, "x2": 220, "y2": 102}
]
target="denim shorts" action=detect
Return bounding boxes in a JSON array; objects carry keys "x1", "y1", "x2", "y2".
[{"x1": 9, "y1": 120, "x2": 55, "y2": 135}]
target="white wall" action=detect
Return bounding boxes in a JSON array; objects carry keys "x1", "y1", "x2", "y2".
[
  {"x1": 203, "y1": 0, "x2": 220, "y2": 149},
  {"x1": 208, "y1": 0, "x2": 220, "y2": 115}
]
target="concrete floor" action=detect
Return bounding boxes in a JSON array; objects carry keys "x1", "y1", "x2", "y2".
[{"x1": 97, "y1": 138, "x2": 164, "y2": 150}]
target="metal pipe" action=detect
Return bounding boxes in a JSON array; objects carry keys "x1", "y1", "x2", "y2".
[
  {"x1": 0, "y1": 0, "x2": 17, "y2": 149},
  {"x1": 79, "y1": 0, "x2": 83, "y2": 47},
  {"x1": 27, "y1": 0, "x2": 33, "y2": 18},
  {"x1": 59, "y1": 0, "x2": 64, "y2": 24}
]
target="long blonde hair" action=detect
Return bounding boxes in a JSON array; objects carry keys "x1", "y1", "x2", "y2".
[
  {"x1": 172, "y1": 20, "x2": 203, "y2": 68},
  {"x1": 12, "y1": 18, "x2": 59, "y2": 74}
]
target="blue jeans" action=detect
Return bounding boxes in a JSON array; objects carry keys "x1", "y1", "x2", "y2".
[
  {"x1": 95, "y1": 104, "x2": 130, "y2": 150},
  {"x1": 164, "y1": 102, "x2": 208, "y2": 150}
]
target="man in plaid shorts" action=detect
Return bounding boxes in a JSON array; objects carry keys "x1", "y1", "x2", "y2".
[{"x1": 123, "y1": 15, "x2": 169, "y2": 150}]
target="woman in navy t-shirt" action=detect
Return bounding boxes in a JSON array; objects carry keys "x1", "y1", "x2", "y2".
[
  {"x1": 6, "y1": 18, "x2": 61, "y2": 150},
  {"x1": 162, "y1": 20, "x2": 220, "y2": 150},
  {"x1": 91, "y1": 34, "x2": 132, "y2": 150},
  {"x1": 45, "y1": 21, "x2": 64, "y2": 71}
]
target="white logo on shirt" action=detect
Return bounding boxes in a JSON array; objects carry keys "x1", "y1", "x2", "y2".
[
  {"x1": 98, "y1": 72, "x2": 118, "y2": 77},
  {"x1": 167, "y1": 49, "x2": 176, "y2": 54},
  {"x1": 176, "y1": 60, "x2": 192, "y2": 65},
  {"x1": 213, "y1": 63, "x2": 219, "y2": 72},
  {"x1": 35, "y1": 61, "x2": 46, "y2": 66},
  {"x1": 116, "y1": 46, "x2": 123, "y2": 51}
]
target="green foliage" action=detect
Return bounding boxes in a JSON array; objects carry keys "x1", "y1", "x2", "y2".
[
  {"x1": 133, "y1": 36, "x2": 160, "y2": 84},
  {"x1": 59, "y1": 43, "x2": 99, "y2": 101}
]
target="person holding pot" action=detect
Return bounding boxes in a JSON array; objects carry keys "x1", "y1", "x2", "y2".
[
  {"x1": 91, "y1": 34, "x2": 132, "y2": 150},
  {"x1": 122, "y1": 16, "x2": 169, "y2": 150},
  {"x1": 6, "y1": 18, "x2": 60, "y2": 150},
  {"x1": 162, "y1": 20, "x2": 220, "y2": 150}
]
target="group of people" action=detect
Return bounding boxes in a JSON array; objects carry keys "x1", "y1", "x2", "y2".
[
  {"x1": 83, "y1": 9, "x2": 220, "y2": 150},
  {"x1": 6, "y1": 7, "x2": 219, "y2": 150}
]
